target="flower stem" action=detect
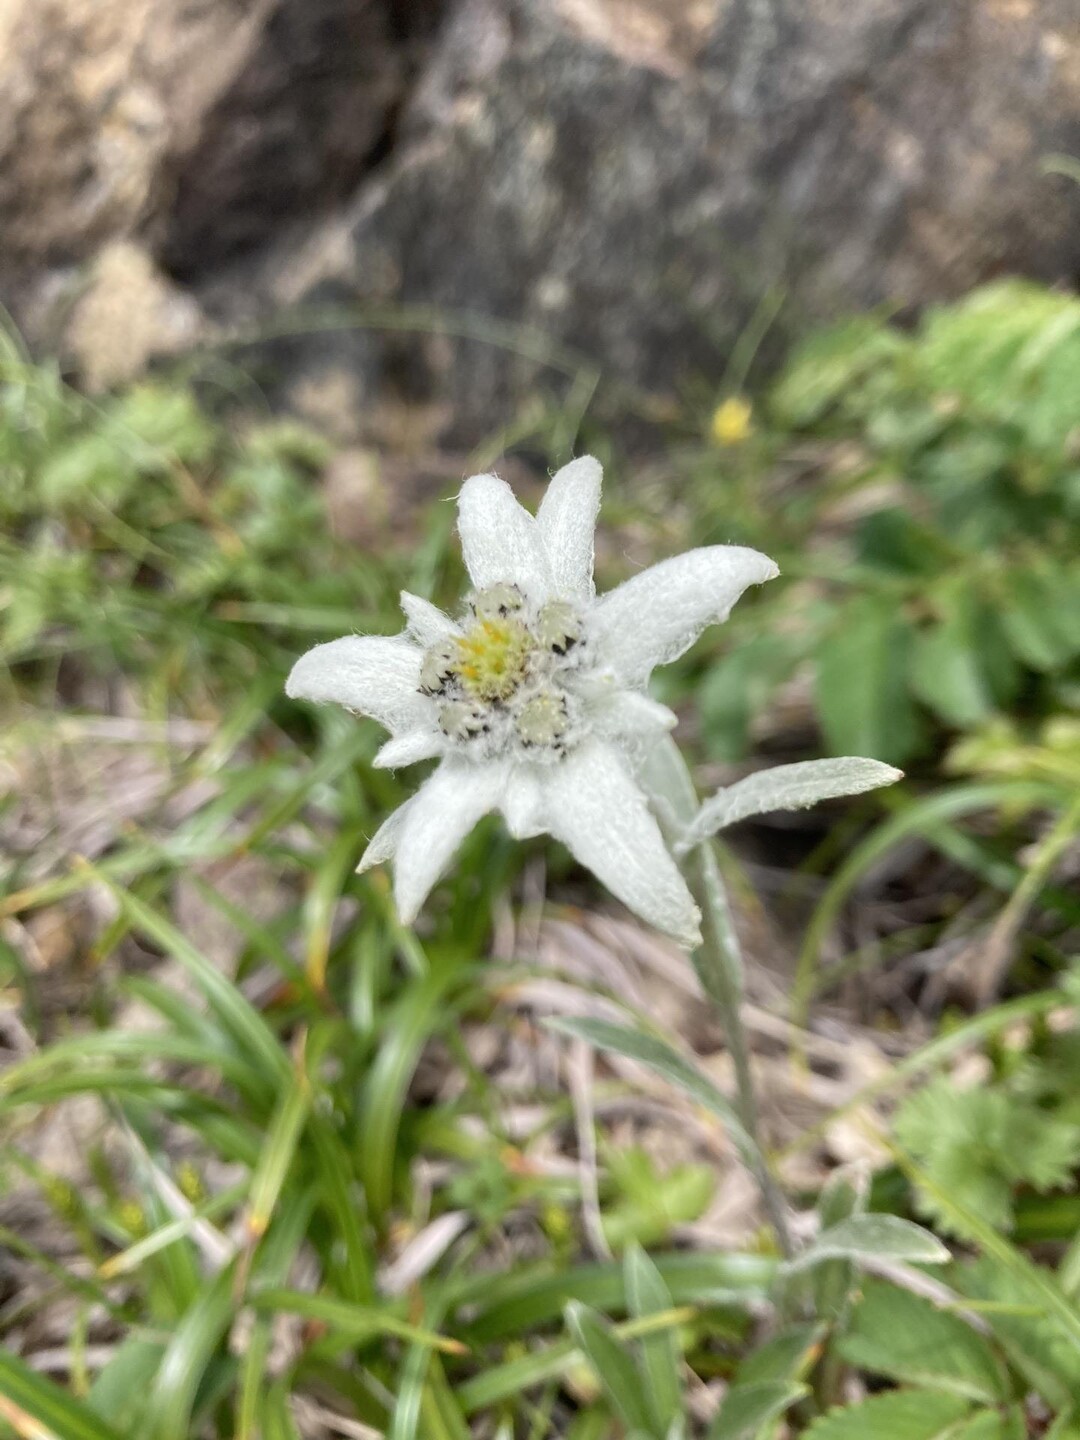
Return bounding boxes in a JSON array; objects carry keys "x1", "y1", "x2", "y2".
[
  {"x1": 644, "y1": 738, "x2": 794, "y2": 1258},
  {"x1": 686, "y1": 841, "x2": 794, "y2": 1260}
]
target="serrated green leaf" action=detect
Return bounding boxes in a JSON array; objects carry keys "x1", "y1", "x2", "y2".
[
  {"x1": 698, "y1": 632, "x2": 802, "y2": 760},
  {"x1": 803, "y1": 1389, "x2": 971, "y2": 1440},
  {"x1": 603, "y1": 1148, "x2": 715, "y2": 1249},
  {"x1": 998, "y1": 569, "x2": 1077, "y2": 671},
  {"x1": 769, "y1": 317, "x2": 907, "y2": 427},
  {"x1": 896, "y1": 1078, "x2": 1080, "y2": 1239},
  {"x1": 948, "y1": 1408, "x2": 1026, "y2": 1440},
  {"x1": 855, "y1": 508, "x2": 943, "y2": 577},
  {"x1": 837, "y1": 1279, "x2": 1008, "y2": 1402}
]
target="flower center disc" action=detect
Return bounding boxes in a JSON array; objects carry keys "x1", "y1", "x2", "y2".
[{"x1": 455, "y1": 619, "x2": 530, "y2": 703}]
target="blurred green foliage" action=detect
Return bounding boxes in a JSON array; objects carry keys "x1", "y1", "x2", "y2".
[
  {"x1": 0, "y1": 352, "x2": 424, "y2": 713},
  {"x1": 691, "y1": 281, "x2": 1080, "y2": 765}
]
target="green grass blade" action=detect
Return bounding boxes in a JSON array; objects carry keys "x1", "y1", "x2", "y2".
[
  {"x1": 357, "y1": 952, "x2": 476, "y2": 1227},
  {"x1": 144, "y1": 1263, "x2": 238, "y2": 1440},
  {"x1": 243, "y1": 1039, "x2": 313, "y2": 1247},
  {"x1": 624, "y1": 1244, "x2": 682, "y2": 1433},
  {"x1": 0, "y1": 1350, "x2": 128, "y2": 1440},
  {"x1": 456, "y1": 1251, "x2": 774, "y2": 1343},
  {"x1": 88, "y1": 866, "x2": 290, "y2": 1089},
  {"x1": 247, "y1": 1289, "x2": 465, "y2": 1355}
]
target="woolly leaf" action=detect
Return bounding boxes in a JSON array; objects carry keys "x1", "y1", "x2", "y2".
[
  {"x1": 784, "y1": 1214, "x2": 948, "y2": 1274},
  {"x1": 685, "y1": 758, "x2": 901, "y2": 844}
]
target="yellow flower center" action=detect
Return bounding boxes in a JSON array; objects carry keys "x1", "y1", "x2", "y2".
[{"x1": 454, "y1": 618, "x2": 531, "y2": 702}]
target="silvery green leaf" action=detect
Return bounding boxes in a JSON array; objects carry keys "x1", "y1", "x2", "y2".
[
  {"x1": 784, "y1": 1214, "x2": 949, "y2": 1275},
  {"x1": 624, "y1": 1244, "x2": 682, "y2": 1433},
  {"x1": 709, "y1": 1380, "x2": 809, "y2": 1440},
  {"x1": 565, "y1": 1302, "x2": 659, "y2": 1436},
  {"x1": 682, "y1": 757, "x2": 902, "y2": 847}
]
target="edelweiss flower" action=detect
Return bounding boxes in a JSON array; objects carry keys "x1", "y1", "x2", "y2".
[{"x1": 286, "y1": 458, "x2": 777, "y2": 946}]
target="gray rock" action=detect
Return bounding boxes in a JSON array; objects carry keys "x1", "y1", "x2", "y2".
[
  {"x1": 239, "y1": 0, "x2": 1080, "y2": 438},
  {"x1": 0, "y1": 0, "x2": 415, "y2": 340},
  {"x1": 4, "y1": 0, "x2": 1080, "y2": 439}
]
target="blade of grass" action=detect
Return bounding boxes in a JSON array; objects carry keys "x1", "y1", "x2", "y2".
[
  {"x1": 143, "y1": 1262, "x2": 239, "y2": 1440},
  {"x1": 84, "y1": 864, "x2": 290, "y2": 1090},
  {"x1": 0, "y1": 1351, "x2": 127, "y2": 1440},
  {"x1": 248, "y1": 1289, "x2": 465, "y2": 1355},
  {"x1": 357, "y1": 951, "x2": 477, "y2": 1227}
]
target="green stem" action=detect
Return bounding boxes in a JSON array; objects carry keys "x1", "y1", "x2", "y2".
[
  {"x1": 687, "y1": 841, "x2": 794, "y2": 1260},
  {"x1": 644, "y1": 739, "x2": 794, "y2": 1259}
]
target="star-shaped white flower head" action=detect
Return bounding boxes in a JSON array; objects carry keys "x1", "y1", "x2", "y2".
[{"x1": 286, "y1": 458, "x2": 778, "y2": 947}]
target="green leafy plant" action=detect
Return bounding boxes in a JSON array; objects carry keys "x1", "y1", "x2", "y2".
[
  {"x1": 690, "y1": 281, "x2": 1080, "y2": 764},
  {"x1": 896, "y1": 1070, "x2": 1080, "y2": 1237}
]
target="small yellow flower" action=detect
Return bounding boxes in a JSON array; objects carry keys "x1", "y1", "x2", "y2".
[{"x1": 710, "y1": 396, "x2": 753, "y2": 446}]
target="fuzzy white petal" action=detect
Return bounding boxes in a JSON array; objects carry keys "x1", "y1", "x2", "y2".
[
  {"x1": 502, "y1": 767, "x2": 546, "y2": 839},
  {"x1": 286, "y1": 635, "x2": 429, "y2": 733},
  {"x1": 392, "y1": 759, "x2": 509, "y2": 922},
  {"x1": 357, "y1": 798, "x2": 415, "y2": 874},
  {"x1": 591, "y1": 546, "x2": 779, "y2": 686},
  {"x1": 373, "y1": 730, "x2": 446, "y2": 769},
  {"x1": 400, "y1": 591, "x2": 459, "y2": 647},
  {"x1": 536, "y1": 456, "x2": 602, "y2": 601},
  {"x1": 588, "y1": 689, "x2": 679, "y2": 744},
  {"x1": 457, "y1": 473, "x2": 552, "y2": 595},
  {"x1": 542, "y1": 742, "x2": 701, "y2": 947}
]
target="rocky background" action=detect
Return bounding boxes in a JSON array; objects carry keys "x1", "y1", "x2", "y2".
[{"x1": 4, "y1": 0, "x2": 1080, "y2": 440}]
